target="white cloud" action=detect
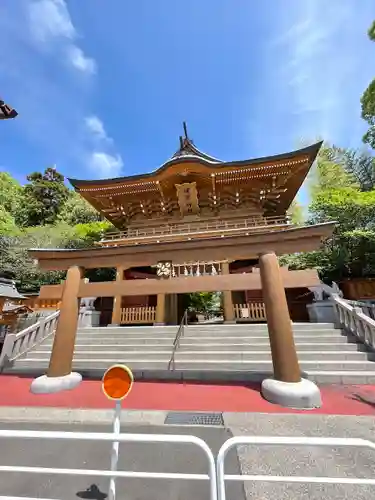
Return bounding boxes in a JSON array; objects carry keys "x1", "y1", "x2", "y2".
[
  {"x1": 85, "y1": 115, "x2": 109, "y2": 141},
  {"x1": 89, "y1": 152, "x2": 124, "y2": 178},
  {"x1": 85, "y1": 116, "x2": 123, "y2": 177},
  {"x1": 244, "y1": 0, "x2": 375, "y2": 207},
  {"x1": 28, "y1": 0, "x2": 95, "y2": 75},
  {"x1": 28, "y1": 0, "x2": 74, "y2": 42},
  {"x1": 273, "y1": 0, "x2": 375, "y2": 145},
  {"x1": 0, "y1": 1, "x2": 122, "y2": 181},
  {"x1": 67, "y1": 46, "x2": 96, "y2": 74}
]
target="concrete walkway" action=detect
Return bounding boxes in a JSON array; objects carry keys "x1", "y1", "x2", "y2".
[{"x1": 0, "y1": 410, "x2": 374, "y2": 500}]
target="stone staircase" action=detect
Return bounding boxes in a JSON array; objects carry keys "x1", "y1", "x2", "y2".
[{"x1": 5, "y1": 322, "x2": 375, "y2": 384}]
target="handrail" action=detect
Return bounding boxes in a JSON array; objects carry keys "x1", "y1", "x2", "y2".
[
  {"x1": 168, "y1": 309, "x2": 188, "y2": 370},
  {"x1": 0, "y1": 429, "x2": 218, "y2": 500},
  {"x1": 0, "y1": 310, "x2": 60, "y2": 368},
  {"x1": 100, "y1": 215, "x2": 290, "y2": 242},
  {"x1": 217, "y1": 436, "x2": 375, "y2": 500},
  {"x1": 346, "y1": 299, "x2": 375, "y2": 320},
  {"x1": 331, "y1": 294, "x2": 375, "y2": 350}
]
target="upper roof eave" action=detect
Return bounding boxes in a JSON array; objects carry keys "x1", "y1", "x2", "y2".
[{"x1": 68, "y1": 141, "x2": 323, "y2": 189}]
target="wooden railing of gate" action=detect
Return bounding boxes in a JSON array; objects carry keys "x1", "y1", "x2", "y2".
[
  {"x1": 120, "y1": 306, "x2": 156, "y2": 324},
  {"x1": 234, "y1": 302, "x2": 266, "y2": 322}
]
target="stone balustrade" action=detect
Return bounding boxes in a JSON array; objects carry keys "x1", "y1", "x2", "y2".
[
  {"x1": 332, "y1": 295, "x2": 375, "y2": 350},
  {"x1": 0, "y1": 310, "x2": 60, "y2": 368}
]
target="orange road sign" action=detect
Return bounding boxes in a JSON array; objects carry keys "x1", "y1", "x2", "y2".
[{"x1": 102, "y1": 364, "x2": 134, "y2": 401}]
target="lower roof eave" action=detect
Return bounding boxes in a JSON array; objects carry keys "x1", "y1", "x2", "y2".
[{"x1": 29, "y1": 221, "x2": 336, "y2": 271}]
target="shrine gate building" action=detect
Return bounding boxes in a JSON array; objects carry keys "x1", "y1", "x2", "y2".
[{"x1": 29, "y1": 125, "x2": 335, "y2": 407}]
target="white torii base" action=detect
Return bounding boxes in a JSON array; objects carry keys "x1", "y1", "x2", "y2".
[
  {"x1": 30, "y1": 372, "x2": 82, "y2": 394},
  {"x1": 261, "y1": 377, "x2": 322, "y2": 409}
]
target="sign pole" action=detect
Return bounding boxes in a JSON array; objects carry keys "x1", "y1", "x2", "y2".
[
  {"x1": 102, "y1": 364, "x2": 134, "y2": 500},
  {"x1": 109, "y1": 400, "x2": 122, "y2": 500}
]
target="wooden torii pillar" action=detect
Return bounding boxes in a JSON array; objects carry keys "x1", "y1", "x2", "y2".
[
  {"x1": 31, "y1": 266, "x2": 84, "y2": 394},
  {"x1": 258, "y1": 251, "x2": 321, "y2": 409}
]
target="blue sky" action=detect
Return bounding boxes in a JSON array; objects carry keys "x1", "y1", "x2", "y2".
[{"x1": 0, "y1": 0, "x2": 374, "y2": 206}]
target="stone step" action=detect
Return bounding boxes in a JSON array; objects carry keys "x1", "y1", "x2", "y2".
[
  {"x1": 179, "y1": 342, "x2": 363, "y2": 351},
  {"x1": 182, "y1": 334, "x2": 347, "y2": 342},
  {"x1": 51, "y1": 329, "x2": 347, "y2": 339},
  {"x1": 7, "y1": 363, "x2": 375, "y2": 385},
  {"x1": 76, "y1": 324, "x2": 337, "y2": 335},
  {"x1": 33, "y1": 341, "x2": 364, "y2": 353},
  {"x1": 76, "y1": 327, "x2": 178, "y2": 335},
  {"x1": 54, "y1": 333, "x2": 347, "y2": 344},
  {"x1": 36, "y1": 343, "x2": 174, "y2": 351},
  {"x1": 173, "y1": 360, "x2": 375, "y2": 371},
  {"x1": 185, "y1": 323, "x2": 336, "y2": 331},
  {"x1": 25, "y1": 349, "x2": 372, "y2": 362},
  {"x1": 13, "y1": 359, "x2": 170, "y2": 370},
  {"x1": 41, "y1": 337, "x2": 176, "y2": 346},
  {"x1": 183, "y1": 329, "x2": 340, "y2": 337},
  {"x1": 174, "y1": 351, "x2": 374, "y2": 361},
  {"x1": 302, "y1": 370, "x2": 375, "y2": 384},
  {"x1": 13, "y1": 358, "x2": 375, "y2": 371},
  {"x1": 27, "y1": 351, "x2": 172, "y2": 361},
  {"x1": 75, "y1": 333, "x2": 177, "y2": 339}
]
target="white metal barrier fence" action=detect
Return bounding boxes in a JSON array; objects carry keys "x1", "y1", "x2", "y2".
[
  {"x1": 217, "y1": 436, "x2": 375, "y2": 500},
  {"x1": 1, "y1": 431, "x2": 375, "y2": 500},
  {"x1": 0, "y1": 429, "x2": 217, "y2": 500}
]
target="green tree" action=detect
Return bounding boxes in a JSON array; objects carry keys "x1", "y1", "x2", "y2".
[
  {"x1": 187, "y1": 292, "x2": 221, "y2": 318},
  {"x1": 309, "y1": 187, "x2": 375, "y2": 230},
  {"x1": 0, "y1": 172, "x2": 22, "y2": 217},
  {"x1": 0, "y1": 205, "x2": 19, "y2": 234},
  {"x1": 281, "y1": 144, "x2": 375, "y2": 282},
  {"x1": 58, "y1": 191, "x2": 101, "y2": 225},
  {"x1": 281, "y1": 188, "x2": 375, "y2": 281},
  {"x1": 334, "y1": 147, "x2": 375, "y2": 192},
  {"x1": 287, "y1": 199, "x2": 304, "y2": 225},
  {"x1": 307, "y1": 145, "x2": 358, "y2": 199},
  {"x1": 17, "y1": 167, "x2": 69, "y2": 227},
  {"x1": 0, "y1": 224, "x2": 71, "y2": 292},
  {"x1": 361, "y1": 20, "x2": 375, "y2": 149},
  {"x1": 0, "y1": 220, "x2": 115, "y2": 291}
]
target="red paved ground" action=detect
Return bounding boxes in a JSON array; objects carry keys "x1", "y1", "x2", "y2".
[{"x1": 0, "y1": 376, "x2": 375, "y2": 415}]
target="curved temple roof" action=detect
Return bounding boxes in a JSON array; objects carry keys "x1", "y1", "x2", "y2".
[
  {"x1": 68, "y1": 125, "x2": 323, "y2": 188},
  {"x1": 67, "y1": 127, "x2": 323, "y2": 228}
]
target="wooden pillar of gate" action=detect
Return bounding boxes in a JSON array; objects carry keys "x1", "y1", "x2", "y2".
[
  {"x1": 258, "y1": 251, "x2": 301, "y2": 383},
  {"x1": 221, "y1": 261, "x2": 235, "y2": 323},
  {"x1": 168, "y1": 293, "x2": 178, "y2": 325},
  {"x1": 111, "y1": 266, "x2": 125, "y2": 325},
  {"x1": 47, "y1": 265, "x2": 84, "y2": 378},
  {"x1": 154, "y1": 293, "x2": 166, "y2": 326}
]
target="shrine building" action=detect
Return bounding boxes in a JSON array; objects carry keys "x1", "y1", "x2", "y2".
[
  {"x1": 33, "y1": 125, "x2": 333, "y2": 326},
  {"x1": 29, "y1": 125, "x2": 335, "y2": 403}
]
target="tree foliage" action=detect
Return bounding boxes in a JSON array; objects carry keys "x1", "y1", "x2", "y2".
[
  {"x1": 361, "y1": 20, "x2": 375, "y2": 149},
  {"x1": 0, "y1": 205, "x2": 19, "y2": 235},
  {"x1": 16, "y1": 167, "x2": 69, "y2": 227},
  {"x1": 0, "y1": 166, "x2": 116, "y2": 292},
  {"x1": 287, "y1": 199, "x2": 304, "y2": 225},
  {"x1": 0, "y1": 172, "x2": 22, "y2": 216},
  {"x1": 281, "y1": 144, "x2": 375, "y2": 282},
  {"x1": 334, "y1": 147, "x2": 375, "y2": 191},
  {"x1": 307, "y1": 145, "x2": 358, "y2": 197},
  {"x1": 58, "y1": 191, "x2": 101, "y2": 225},
  {"x1": 187, "y1": 292, "x2": 221, "y2": 317}
]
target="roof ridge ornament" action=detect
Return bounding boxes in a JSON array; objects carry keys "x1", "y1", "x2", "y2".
[{"x1": 183, "y1": 121, "x2": 191, "y2": 143}]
